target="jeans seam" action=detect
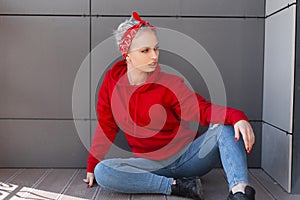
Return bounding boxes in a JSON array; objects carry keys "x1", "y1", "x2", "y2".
[
  {"x1": 219, "y1": 133, "x2": 245, "y2": 190},
  {"x1": 221, "y1": 138, "x2": 236, "y2": 189}
]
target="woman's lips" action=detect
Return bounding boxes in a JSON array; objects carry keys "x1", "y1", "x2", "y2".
[{"x1": 148, "y1": 62, "x2": 157, "y2": 67}]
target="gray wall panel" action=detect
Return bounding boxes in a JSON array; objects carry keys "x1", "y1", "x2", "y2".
[
  {"x1": 0, "y1": 120, "x2": 89, "y2": 167},
  {"x1": 180, "y1": 0, "x2": 265, "y2": 16},
  {"x1": 263, "y1": 6, "x2": 296, "y2": 132},
  {"x1": 262, "y1": 123, "x2": 292, "y2": 192},
  {"x1": 177, "y1": 18, "x2": 264, "y2": 120},
  {"x1": 247, "y1": 122, "x2": 262, "y2": 168},
  {"x1": 91, "y1": 18, "x2": 122, "y2": 120},
  {"x1": 91, "y1": 17, "x2": 264, "y2": 120},
  {"x1": 0, "y1": 17, "x2": 90, "y2": 119},
  {"x1": 266, "y1": 0, "x2": 296, "y2": 16},
  {"x1": 92, "y1": 0, "x2": 180, "y2": 15},
  {"x1": 0, "y1": 0, "x2": 89, "y2": 14},
  {"x1": 92, "y1": 0, "x2": 264, "y2": 16},
  {"x1": 292, "y1": 2, "x2": 300, "y2": 193}
]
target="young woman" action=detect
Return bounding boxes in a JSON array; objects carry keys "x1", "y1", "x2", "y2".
[{"x1": 84, "y1": 12, "x2": 256, "y2": 200}]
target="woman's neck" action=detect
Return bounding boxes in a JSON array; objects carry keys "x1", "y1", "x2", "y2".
[{"x1": 127, "y1": 66, "x2": 148, "y2": 85}]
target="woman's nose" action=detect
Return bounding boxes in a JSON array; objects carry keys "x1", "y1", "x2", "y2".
[{"x1": 150, "y1": 49, "x2": 158, "y2": 59}]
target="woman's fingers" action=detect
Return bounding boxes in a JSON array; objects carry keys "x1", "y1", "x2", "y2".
[
  {"x1": 83, "y1": 172, "x2": 95, "y2": 188},
  {"x1": 234, "y1": 120, "x2": 255, "y2": 153},
  {"x1": 234, "y1": 125, "x2": 240, "y2": 142}
]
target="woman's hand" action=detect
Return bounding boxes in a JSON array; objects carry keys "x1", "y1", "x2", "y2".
[
  {"x1": 83, "y1": 172, "x2": 95, "y2": 188},
  {"x1": 233, "y1": 120, "x2": 255, "y2": 154}
]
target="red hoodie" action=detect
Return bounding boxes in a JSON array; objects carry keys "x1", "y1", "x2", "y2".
[{"x1": 87, "y1": 60, "x2": 248, "y2": 172}]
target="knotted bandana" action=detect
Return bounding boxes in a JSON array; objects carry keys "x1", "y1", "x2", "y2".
[{"x1": 119, "y1": 12, "x2": 156, "y2": 58}]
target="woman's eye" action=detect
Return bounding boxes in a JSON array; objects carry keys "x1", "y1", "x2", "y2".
[{"x1": 141, "y1": 49, "x2": 149, "y2": 53}]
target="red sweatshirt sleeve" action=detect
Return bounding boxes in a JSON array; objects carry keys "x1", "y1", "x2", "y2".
[
  {"x1": 171, "y1": 77, "x2": 249, "y2": 126},
  {"x1": 87, "y1": 72, "x2": 120, "y2": 173}
]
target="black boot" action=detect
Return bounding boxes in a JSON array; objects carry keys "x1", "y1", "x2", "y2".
[
  {"x1": 171, "y1": 177, "x2": 204, "y2": 200},
  {"x1": 245, "y1": 186, "x2": 255, "y2": 200},
  {"x1": 227, "y1": 186, "x2": 256, "y2": 200}
]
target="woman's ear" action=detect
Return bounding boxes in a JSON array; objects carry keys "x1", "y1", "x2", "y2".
[{"x1": 126, "y1": 55, "x2": 131, "y2": 63}]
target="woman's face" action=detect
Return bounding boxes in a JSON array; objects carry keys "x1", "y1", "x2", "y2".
[{"x1": 127, "y1": 29, "x2": 159, "y2": 73}]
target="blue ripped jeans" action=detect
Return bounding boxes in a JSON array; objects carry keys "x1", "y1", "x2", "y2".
[{"x1": 94, "y1": 124, "x2": 248, "y2": 194}]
